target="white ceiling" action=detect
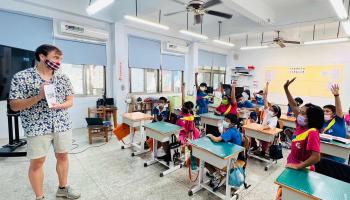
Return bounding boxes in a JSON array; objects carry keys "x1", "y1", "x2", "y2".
[{"x1": 16, "y1": 0, "x2": 342, "y2": 40}]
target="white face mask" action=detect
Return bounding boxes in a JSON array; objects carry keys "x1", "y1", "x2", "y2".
[
  {"x1": 268, "y1": 110, "x2": 275, "y2": 117},
  {"x1": 256, "y1": 94, "x2": 261, "y2": 98},
  {"x1": 242, "y1": 92, "x2": 249, "y2": 100},
  {"x1": 200, "y1": 87, "x2": 206, "y2": 91},
  {"x1": 324, "y1": 114, "x2": 332, "y2": 121},
  {"x1": 222, "y1": 121, "x2": 230, "y2": 128}
]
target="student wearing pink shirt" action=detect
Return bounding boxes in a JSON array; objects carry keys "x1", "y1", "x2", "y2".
[
  {"x1": 283, "y1": 77, "x2": 324, "y2": 170},
  {"x1": 276, "y1": 78, "x2": 325, "y2": 200}
]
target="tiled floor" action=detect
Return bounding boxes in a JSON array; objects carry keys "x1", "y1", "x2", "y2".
[{"x1": 0, "y1": 128, "x2": 290, "y2": 200}]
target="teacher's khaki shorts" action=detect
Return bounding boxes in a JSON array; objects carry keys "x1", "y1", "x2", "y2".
[{"x1": 26, "y1": 130, "x2": 72, "y2": 160}]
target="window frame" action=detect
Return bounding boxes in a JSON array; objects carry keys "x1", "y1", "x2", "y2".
[
  {"x1": 198, "y1": 66, "x2": 226, "y2": 88},
  {"x1": 129, "y1": 68, "x2": 184, "y2": 94},
  {"x1": 60, "y1": 63, "x2": 106, "y2": 97}
]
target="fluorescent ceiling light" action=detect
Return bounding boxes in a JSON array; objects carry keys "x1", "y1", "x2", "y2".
[
  {"x1": 213, "y1": 39, "x2": 235, "y2": 47},
  {"x1": 342, "y1": 20, "x2": 350, "y2": 36},
  {"x1": 124, "y1": 15, "x2": 169, "y2": 30},
  {"x1": 304, "y1": 37, "x2": 349, "y2": 45},
  {"x1": 86, "y1": 0, "x2": 114, "y2": 15},
  {"x1": 240, "y1": 46, "x2": 269, "y2": 50},
  {"x1": 179, "y1": 30, "x2": 208, "y2": 40},
  {"x1": 329, "y1": 0, "x2": 348, "y2": 20}
]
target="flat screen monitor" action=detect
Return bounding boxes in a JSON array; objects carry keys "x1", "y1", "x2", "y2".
[{"x1": 0, "y1": 44, "x2": 35, "y2": 101}]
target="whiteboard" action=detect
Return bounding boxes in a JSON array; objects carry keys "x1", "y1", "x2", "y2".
[{"x1": 265, "y1": 65, "x2": 344, "y2": 98}]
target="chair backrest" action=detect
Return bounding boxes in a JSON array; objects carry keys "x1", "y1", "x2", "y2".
[{"x1": 315, "y1": 157, "x2": 350, "y2": 184}]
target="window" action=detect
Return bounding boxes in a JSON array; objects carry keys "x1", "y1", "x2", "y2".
[
  {"x1": 130, "y1": 68, "x2": 144, "y2": 93},
  {"x1": 161, "y1": 70, "x2": 183, "y2": 93},
  {"x1": 130, "y1": 68, "x2": 159, "y2": 93},
  {"x1": 130, "y1": 68, "x2": 183, "y2": 93},
  {"x1": 146, "y1": 69, "x2": 158, "y2": 93},
  {"x1": 61, "y1": 63, "x2": 105, "y2": 96},
  {"x1": 213, "y1": 73, "x2": 225, "y2": 91},
  {"x1": 198, "y1": 66, "x2": 226, "y2": 90}
]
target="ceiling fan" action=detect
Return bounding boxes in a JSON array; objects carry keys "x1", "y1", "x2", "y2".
[
  {"x1": 264, "y1": 31, "x2": 301, "y2": 48},
  {"x1": 164, "y1": 0, "x2": 232, "y2": 24}
]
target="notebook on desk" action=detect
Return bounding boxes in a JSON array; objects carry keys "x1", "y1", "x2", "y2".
[{"x1": 86, "y1": 118, "x2": 104, "y2": 126}]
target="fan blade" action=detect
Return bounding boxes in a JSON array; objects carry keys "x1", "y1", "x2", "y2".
[
  {"x1": 277, "y1": 40, "x2": 286, "y2": 48},
  {"x1": 202, "y1": 0, "x2": 222, "y2": 9},
  {"x1": 283, "y1": 40, "x2": 300, "y2": 44},
  {"x1": 205, "y1": 10, "x2": 232, "y2": 19},
  {"x1": 171, "y1": 0, "x2": 187, "y2": 6},
  {"x1": 164, "y1": 10, "x2": 187, "y2": 16}
]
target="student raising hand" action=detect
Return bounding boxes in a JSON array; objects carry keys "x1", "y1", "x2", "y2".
[
  {"x1": 283, "y1": 77, "x2": 300, "y2": 117},
  {"x1": 330, "y1": 84, "x2": 343, "y2": 118}
]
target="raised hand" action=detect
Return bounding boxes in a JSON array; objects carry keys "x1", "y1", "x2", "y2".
[
  {"x1": 330, "y1": 84, "x2": 340, "y2": 96},
  {"x1": 284, "y1": 77, "x2": 296, "y2": 89}
]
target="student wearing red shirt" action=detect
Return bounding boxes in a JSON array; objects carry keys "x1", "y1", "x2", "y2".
[
  {"x1": 214, "y1": 83, "x2": 237, "y2": 116},
  {"x1": 284, "y1": 77, "x2": 324, "y2": 170},
  {"x1": 276, "y1": 78, "x2": 324, "y2": 200}
]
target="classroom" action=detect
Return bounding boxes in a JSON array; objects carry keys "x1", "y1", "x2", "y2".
[{"x1": 1, "y1": 0, "x2": 350, "y2": 200}]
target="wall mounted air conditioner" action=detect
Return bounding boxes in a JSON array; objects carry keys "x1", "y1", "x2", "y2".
[
  {"x1": 54, "y1": 21, "x2": 109, "y2": 42},
  {"x1": 163, "y1": 42, "x2": 189, "y2": 54}
]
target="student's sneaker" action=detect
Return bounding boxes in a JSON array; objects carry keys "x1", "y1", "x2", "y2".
[
  {"x1": 56, "y1": 186, "x2": 81, "y2": 199},
  {"x1": 35, "y1": 197, "x2": 45, "y2": 200},
  {"x1": 157, "y1": 148, "x2": 166, "y2": 157},
  {"x1": 209, "y1": 172, "x2": 222, "y2": 192}
]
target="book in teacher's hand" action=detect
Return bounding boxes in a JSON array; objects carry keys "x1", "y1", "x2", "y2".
[{"x1": 44, "y1": 84, "x2": 57, "y2": 108}]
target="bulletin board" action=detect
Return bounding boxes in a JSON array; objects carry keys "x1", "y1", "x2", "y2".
[{"x1": 265, "y1": 65, "x2": 344, "y2": 98}]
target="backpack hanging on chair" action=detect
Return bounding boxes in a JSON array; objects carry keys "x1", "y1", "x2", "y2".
[{"x1": 169, "y1": 134, "x2": 181, "y2": 164}]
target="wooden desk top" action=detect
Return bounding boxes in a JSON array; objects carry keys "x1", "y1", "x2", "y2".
[
  {"x1": 275, "y1": 168, "x2": 350, "y2": 200},
  {"x1": 143, "y1": 121, "x2": 182, "y2": 135},
  {"x1": 280, "y1": 115, "x2": 296, "y2": 122},
  {"x1": 243, "y1": 123, "x2": 282, "y2": 136},
  {"x1": 190, "y1": 137, "x2": 244, "y2": 160},
  {"x1": 122, "y1": 112, "x2": 153, "y2": 121}
]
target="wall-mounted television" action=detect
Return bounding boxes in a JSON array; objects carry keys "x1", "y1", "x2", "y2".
[{"x1": 0, "y1": 44, "x2": 35, "y2": 101}]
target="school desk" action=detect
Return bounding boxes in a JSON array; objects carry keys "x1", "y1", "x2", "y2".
[
  {"x1": 200, "y1": 112, "x2": 224, "y2": 129},
  {"x1": 188, "y1": 137, "x2": 245, "y2": 200},
  {"x1": 143, "y1": 121, "x2": 183, "y2": 177},
  {"x1": 320, "y1": 140, "x2": 350, "y2": 164},
  {"x1": 121, "y1": 112, "x2": 153, "y2": 156},
  {"x1": 275, "y1": 168, "x2": 350, "y2": 200},
  {"x1": 243, "y1": 123, "x2": 282, "y2": 171},
  {"x1": 280, "y1": 115, "x2": 296, "y2": 129},
  {"x1": 208, "y1": 103, "x2": 219, "y2": 112}
]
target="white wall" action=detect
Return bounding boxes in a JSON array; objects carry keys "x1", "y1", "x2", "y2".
[{"x1": 235, "y1": 42, "x2": 350, "y2": 110}]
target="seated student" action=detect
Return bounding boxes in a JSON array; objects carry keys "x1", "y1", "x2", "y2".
[
  {"x1": 177, "y1": 101, "x2": 201, "y2": 145},
  {"x1": 152, "y1": 97, "x2": 169, "y2": 122},
  {"x1": 206, "y1": 114, "x2": 243, "y2": 190},
  {"x1": 322, "y1": 84, "x2": 347, "y2": 163},
  {"x1": 254, "y1": 90, "x2": 264, "y2": 107},
  {"x1": 215, "y1": 83, "x2": 238, "y2": 116},
  {"x1": 276, "y1": 78, "x2": 324, "y2": 200},
  {"x1": 254, "y1": 82, "x2": 281, "y2": 158},
  {"x1": 286, "y1": 97, "x2": 303, "y2": 117},
  {"x1": 237, "y1": 92, "x2": 255, "y2": 111},
  {"x1": 147, "y1": 97, "x2": 170, "y2": 156},
  {"x1": 195, "y1": 73, "x2": 209, "y2": 114}
]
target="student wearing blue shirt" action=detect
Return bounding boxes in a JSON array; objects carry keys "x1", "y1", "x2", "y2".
[
  {"x1": 195, "y1": 73, "x2": 209, "y2": 114},
  {"x1": 254, "y1": 90, "x2": 264, "y2": 106},
  {"x1": 206, "y1": 114, "x2": 243, "y2": 190},
  {"x1": 152, "y1": 97, "x2": 169, "y2": 122},
  {"x1": 237, "y1": 92, "x2": 255, "y2": 110},
  {"x1": 322, "y1": 84, "x2": 347, "y2": 163}
]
